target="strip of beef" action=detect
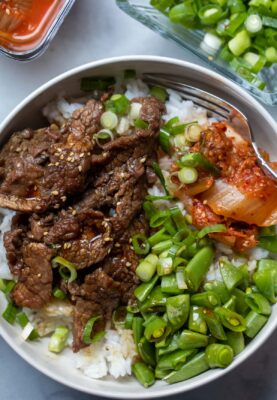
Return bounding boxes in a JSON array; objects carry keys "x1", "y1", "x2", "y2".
[
  {"x1": 11, "y1": 242, "x2": 54, "y2": 309},
  {"x1": 0, "y1": 100, "x2": 103, "y2": 213},
  {"x1": 67, "y1": 214, "x2": 148, "y2": 352},
  {"x1": 77, "y1": 96, "x2": 165, "y2": 236}
]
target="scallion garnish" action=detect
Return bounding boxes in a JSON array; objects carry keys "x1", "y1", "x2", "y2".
[
  {"x1": 134, "y1": 118, "x2": 149, "y2": 129},
  {"x1": 52, "y1": 256, "x2": 77, "y2": 283},
  {"x1": 83, "y1": 316, "x2": 105, "y2": 345},
  {"x1": 132, "y1": 234, "x2": 151, "y2": 255},
  {"x1": 48, "y1": 326, "x2": 69, "y2": 353}
]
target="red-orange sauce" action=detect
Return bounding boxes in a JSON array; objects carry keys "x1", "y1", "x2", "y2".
[{"x1": 0, "y1": 0, "x2": 64, "y2": 52}]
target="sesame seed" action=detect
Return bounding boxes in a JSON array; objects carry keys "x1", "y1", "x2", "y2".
[
  {"x1": 51, "y1": 190, "x2": 59, "y2": 196},
  {"x1": 72, "y1": 210, "x2": 77, "y2": 215},
  {"x1": 126, "y1": 262, "x2": 131, "y2": 267},
  {"x1": 37, "y1": 273, "x2": 41, "y2": 278},
  {"x1": 61, "y1": 196, "x2": 67, "y2": 202},
  {"x1": 60, "y1": 154, "x2": 64, "y2": 160},
  {"x1": 57, "y1": 148, "x2": 62, "y2": 152},
  {"x1": 54, "y1": 204, "x2": 60, "y2": 209},
  {"x1": 43, "y1": 231, "x2": 48, "y2": 236},
  {"x1": 78, "y1": 165, "x2": 82, "y2": 172},
  {"x1": 54, "y1": 152, "x2": 59, "y2": 157},
  {"x1": 70, "y1": 152, "x2": 74, "y2": 156},
  {"x1": 115, "y1": 243, "x2": 121, "y2": 247},
  {"x1": 48, "y1": 163, "x2": 53, "y2": 167},
  {"x1": 55, "y1": 162, "x2": 59, "y2": 166},
  {"x1": 16, "y1": 147, "x2": 21, "y2": 152},
  {"x1": 80, "y1": 153, "x2": 84, "y2": 158},
  {"x1": 140, "y1": 157, "x2": 146, "y2": 163},
  {"x1": 6, "y1": 8, "x2": 10, "y2": 15},
  {"x1": 104, "y1": 237, "x2": 112, "y2": 242},
  {"x1": 67, "y1": 157, "x2": 72, "y2": 162}
]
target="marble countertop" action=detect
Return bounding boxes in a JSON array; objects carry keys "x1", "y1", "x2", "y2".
[{"x1": 0, "y1": 1, "x2": 276, "y2": 399}]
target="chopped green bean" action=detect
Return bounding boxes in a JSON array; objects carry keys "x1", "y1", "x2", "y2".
[
  {"x1": 245, "y1": 310, "x2": 268, "y2": 338},
  {"x1": 188, "y1": 306, "x2": 208, "y2": 335},
  {"x1": 215, "y1": 307, "x2": 246, "y2": 332},
  {"x1": 205, "y1": 344, "x2": 234, "y2": 368},
  {"x1": 203, "y1": 308, "x2": 227, "y2": 340},
  {"x1": 185, "y1": 247, "x2": 215, "y2": 292},
  {"x1": 178, "y1": 330, "x2": 209, "y2": 350},
  {"x1": 166, "y1": 295, "x2": 190, "y2": 329},
  {"x1": 225, "y1": 331, "x2": 245, "y2": 356},
  {"x1": 191, "y1": 291, "x2": 221, "y2": 309},
  {"x1": 164, "y1": 352, "x2": 209, "y2": 384},
  {"x1": 132, "y1": 362, "x2": 155, "y2": 388}
]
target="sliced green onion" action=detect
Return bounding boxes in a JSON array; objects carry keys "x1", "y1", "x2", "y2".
[
  {"x1": 105, "y1": 94, "x2": 130, "y2": 115},
  {"x1": 245, "y1": 14, "x2": 263, "y2": 33},
  {"x1": 176, "y1": 267, "x2": 188, "y2": 290},
  {"x1": 52, "y1": 256, "x2": 77, "y2": 283},
  {"x1": 265, "y1": 47, "x2": 277, "y2": 63},
  {"x1": 178, "y1": 167, "x2": 198, "y2": 184},
  {"x1": 151, "y1": 161, "x2": 169, "y2": 195},
  {"x1": 201, "y1": 32, "x2": 223, "y2": 54},
  {"x1": 185, "y1": 124, "x2": 202, "y2": 142},
  {"x1": 198, "y1": 5, "x2": 223, "y2": 25},
  {"x1": 48, "y1": 326, "x2": 69, "y2": 353},
  {"x1": 2, "y1": 302, "x2": 18, "y2": 324},
  {"x1": 149, "y1": 86, "x2": 167, "y2": 102},
  {"x1": 83, "y1": 316, "x2": 104, "y2": 345},
  {"x1": 198, "y1": 224, "x2": 227, "y2": 239},
  {"x1": 262, "y1": 16, "x2": 277, "y2": 29},
  {"x1": 148, "y1": 228, "x2": 171, "y2": 247},
  {"x1": 129, "y1": 102, "x2": 142, "y2": 120},
  {"x1": 228, "y1": 30, "x2": 251, "y2": 56},
  {"x1": 136, "y1": 254, "x2": 159, "y2": 282},
  {"x1": 157, "y1": 257, "x2": 173, "y2": 276},
  {"x1": 0, "y1": 280, "x2": 16, "y2": 295},
  {"x1": 134, "y1": 118, "x2": 149, "y2": 129},
  {"x1": 152, "y1": 239, "x2": 173, "y2": 255},
  {"x1": 132, "y1": 234, "x2": 150, "y2": 255},
  {"x1": 52, "y1": 287, "x2": 67, "y2": 300},
  {"x1": 178, "y1": 152, "x2": 220, "y2": 176},
  {"x1": 80, "y1": 76, "x2": 115, "y2": 92},
  {"x1": 243, "y1": 52, "x2": 266, "y2": 73},
  {"x1": 159, "y1": 128, "x2": 171, "y2": 154},
  {"x1": 21, "y1": 322, "x2": 36, "y2": 341},
  {"x1": 150, "y1": 210, "x2": 171, "y2": 228},
  {"x1": 95, "y1": 129, "x2": 114, "y2": 147},
  {"x1": 100, "y1": 111, "x2": 118, "y2": 130}
]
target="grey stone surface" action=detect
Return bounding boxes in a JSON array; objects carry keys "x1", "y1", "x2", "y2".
[{"x1": 0, "y1": 1, "x2": 276, "y2": 399}]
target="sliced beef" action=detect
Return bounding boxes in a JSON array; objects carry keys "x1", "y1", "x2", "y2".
[
  {"x1": 11, "y1": 242, "x2": 54, "y2": 309},
  {"x1": 66, "y1": 214, "x2": 148, "y2": 351},
  {"x1": 68, "y1": 269, "x2": 121, "y2": 352},
  {"x1": 0, "y1": 100, "x2": 103, "y2": 213}
]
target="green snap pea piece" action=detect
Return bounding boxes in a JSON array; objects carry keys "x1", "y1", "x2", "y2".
[
  {"x1": 223, "y1": 295, "x2": 236, "y2": 311},
  {"x1": 161, "y1": 274, "x2": 184, "y2": 295},
  {"x1": 164, "y1": 352, "x2": 210, "y2": 384},
  {"x1": 191, "y1": 291, "x2": 221, "y2": 309},
  {"x1": 245, "y1": 310, "x2": 268, "y2": 338},
  {"x1": 259, "y1": 235, "x2": 277, "y2": 253},
  {"x1": 140, "y1": 286, "x2": 169, "y2": 312},
  {"x1": 138, "y1": 337, "x2": 156, "y2": 367},
  {"x1": 219, "y1": 259, "x2": 244, "y2": 291},
  {"x1": 144, "y1": 316, "x2": 167, "y2": 342},
  {"x1": 157, "y1": 333, "x2": 180, "y2": 356},
  {"x1": 132, "y1": 317, "x2": 144, "y2": 351},
  {"x1": 258, "y1": 259, "x2": 277, "y2": 273},
  {"x1": 134, "y1": 275, "x2": 159, "y2": 303},
  {"x1": 155, "y1": 367, "x2": 171, "y2": 379},
  {"x1": 132, "y1": 362, "x2": 155, "y2": 388},
  {"x1": 188, "y1": 306, "x2": 207, "y2": 335},
  {"x1": 225, "y1": 332, "x2": 245, "y2": 356},
  {"x1": 205, "y1": 344, "x2": 234, "y2": 368},
  {"x1": 178, "y1": 330, "x2": 209, "y2": 350},
  {"x1": 157, "y1": 349, "x2": 196, "y2": 371},
  {"x1": 245, "y1": 292, "x2": 272, "y2": 316},
  {"x1": 232, "y1": 288, "x2": 249, "y2": 316},
  {"x1": 204, "y1": 280, "x2": 230, "y2": 304},
  {"x1": 203, "y1": 308, "x2": 227, "y2": 340},
  {"x1": 253, "y1": 269, "x2": 276, "y2": 303},
  {"x1": 215, "y1": 307, "x2": 246, "y2": 332},
  {"x1": 238, "y1": 264, "x2": 250, "y2": 290},
  {"x1": 184, "y1": 247, "x2": 215, "y2": 292},
  {"x1": 166, "y1": 294, "x2": 190, "y2": 329}
]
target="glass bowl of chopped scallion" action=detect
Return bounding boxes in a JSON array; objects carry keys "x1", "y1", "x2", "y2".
[{"x1": 116, "y1": 0, "x2": 277, "y2": 105}]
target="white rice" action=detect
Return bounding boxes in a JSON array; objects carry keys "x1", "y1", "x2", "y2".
[
  {"x1": 0, "y1": 78, "x2": 273, "y2": 382},
  {"x1": 76, "y1": 328, "x2": 136, "y2": 379}
]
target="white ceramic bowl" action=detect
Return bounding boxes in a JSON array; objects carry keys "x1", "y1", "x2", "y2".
[{"x1": 0, "y1": 56, "x2": 276, "y2": 399}]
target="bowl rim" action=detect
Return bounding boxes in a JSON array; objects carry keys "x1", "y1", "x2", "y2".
[{"x1": 0, "y1": 55, "x2": 276, "y2": 399}]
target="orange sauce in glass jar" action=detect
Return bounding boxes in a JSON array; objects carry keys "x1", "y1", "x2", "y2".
[{"x1": 0, "y1": 0, "x2": 65, "y2": 52}]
